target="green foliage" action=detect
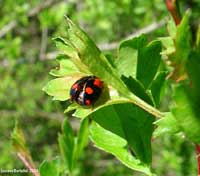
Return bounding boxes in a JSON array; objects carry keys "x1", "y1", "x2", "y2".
[
  {"x1": 161, "y1": 11, "x2": 192, "y2": 81},
  {"x1": 90, "y1": 103, "x2": 154, "y2": 165},
  {"x1": 116, "y1": 34, "x2": 147, "y2": 78},
  {"x1": 43, "y1": 77, "x2": 76, "y2": 101},
  {"x1": 44, "y1": 18, "x2": 163, "y2": 119},
  {"x1": 43, "y1": 8, "x2": 200, "y2": 174},
  {"x1": 11, "y1": 120, "x2": 37, "y2": 175},
  {"x1": 58, "y1": 119, "x2": 75, "y2": 173},
  {"x1": 150, "y1": 71, "x2": 167, "y2": 107},
  {"x1": 172, "y1": 84, "x2": 200, "y2": 143},
  {"x1": 39, "y1": 3, "x2": 68, "y2": 29},
  {"x1": 43, "y1": 18, "x2": 164, "y2": 175},
  {"x1": 11, "y1": 120, "x2": 33, "y2": 163},
  {"x1": 49, "y1": 55, "x2": 79, "y2": 77},
  {"x1": 121, "y1": 76, "x2": 153, "y2": 105},
  {"x1": 90, "y1": 122, "x2": 153, "y2": 176},
  {"x1": 58, "y1": 118, "x2": 89, "y2": 175},
  {"x1": 153, "y1": 113, "x2": 180, "y2": 138},
  {"x1": 136, "y1": 40, "x2": 162, "y2": 89},
  {"x1": 1, "y1": 1, "x2": 200, "y2": 176},
  {"x1": 159, "y1": 11, "x2": 200, "y2": 144},
  {"x1": 187, "y1": 49, "x2": 200, "y2": 100},
  {"x1": 39, "y1": 158, "x2": 61, "y2": 176},
  {"x1": 74, "y1": 118, "x2": 89, "y2": 161}
]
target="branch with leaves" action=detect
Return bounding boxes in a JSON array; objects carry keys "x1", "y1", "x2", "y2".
[
  {"x1": 165, "y1": 1, "x2": 200, "y2": 175},
  {"x1": 41, "y1": 5, "x2": 200, "y2": 175},
  {"x1": 9, "y1": 1, "x2": 200, "y2": 175}
]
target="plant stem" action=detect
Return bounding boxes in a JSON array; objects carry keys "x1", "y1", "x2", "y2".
[
  {"x1": 165, "y1": 0, "x2": 181, "y2": 25},
  {"x1": 130, "y1": 94, "x2": 165, "y2": 119},
  {"x1": 196, "y1": 144, "x2": 200, "y2": 176},
  {"x1": 17, "y1": 152, "x2": 40, "y2": 176}
]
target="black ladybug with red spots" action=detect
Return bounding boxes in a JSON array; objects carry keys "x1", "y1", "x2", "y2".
[{"x1": 70, "y1": 76, "x2": 103, "y2": 106}]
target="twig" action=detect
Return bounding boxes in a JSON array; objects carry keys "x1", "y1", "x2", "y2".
[
  {"x1": 0, "y1": 0, "x2": 62, "y2": 38},
  {"x1": 0, "y1": 21, "x2": 17, "y2": 38},
  {"x1": 98, "y1": 18, "x2": 167, "y2": 51},
  {"x1": 126, "y1": 19, "x2": 167, "y2": 40},
  {"x1": 45, "y1": 51, "x2": 58, "y2": 60},
  {"x1": 17, "y1": 152, "x2": 40, "y2": 176},
  {"x1": 196, "y1": 144, "x2": 200, "y2": 176},
  {"x1": 39, "y1": 28, "x2": 48, "y2": 60},
  {"x1": 165, "y1": 0, "x2": 181, "y2": 25}
]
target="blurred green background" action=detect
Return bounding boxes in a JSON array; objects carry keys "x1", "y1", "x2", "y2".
[{"x1": 0, "y1": 0, "x2": 199, "y2": 175}]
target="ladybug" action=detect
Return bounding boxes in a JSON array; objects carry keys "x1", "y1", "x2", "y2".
[{"x1": 70, "y1": 76, "x2": 103, "y2": 106}]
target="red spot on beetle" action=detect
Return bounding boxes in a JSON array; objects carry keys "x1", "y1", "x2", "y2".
[
  {"x1": 85, "y1": 87, "x2": 94, "y2": 94},
  {"x1": 85, "y1": 99, "x2": 91, "y2": 105},
  {"x1": 72, "y1": 83, "x2": 78, "y2": 89},
  {"x1": 93, "y1": 79, "x2": 102, "y2": 88}
]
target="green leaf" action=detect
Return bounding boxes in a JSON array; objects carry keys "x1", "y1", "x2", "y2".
[
  {"x1": 115, "y1": 34, "x2": 147, "y2": 78},
  {"x1": 121, "y1": 75, "x2": 153, "y2": 105},
  {"x1": 42, "y1": 77, "x2": 76, "y2": 101},
  {"x1": 58, "y1": 118, "x2": 89, "y2": 174},
  {"x1": 105, "y1": 53, "x2": 116, "y2": 68},
  {"x1": 58, "y1": 119, "x2": 75, "y2": 172},
  {"x1": 159, "y1": 37, "x2": 175, "y2": 55},
  {"x1": 50, "y1": 55, "x2": 80, "y2": 77},
  {"x1": 74, "y1": 118, "x2": 89, "y2": 162},
  {"x1": 187, "y1": 50, "x2": 200, "y2": 100},
  {"x1": 136, "y1": 40, "x2": 162, "y2": 89},
  {"x1": 71, "y1": 105, "x2": 99, "y2": 119},
  {"x1": 53, "y1": 37, "x2": 78, "y2": 59},
  {"x1": 11, "y1": 120, "x2": 34, "y2": 166},
  {"x1": 165, "y1": 11, "x2": 191, "y2": 80},
  {"x1": 172, "y1": 84, "x2": 200, "y2": 143},
  {"x1": 153, "y1": 112, "x2": 180, "y2": 138},
  {"x1": 39, "y1": 158, "x2": 60, "y2": 176},
  {"x1": 167, "y1": 19, "x2": 176, "y2": 38},
  {"x1": 89, "y1": 103, "x2": 154, "y2": 164},
  {"x1": 150, "y1": 71, "x2": 167, "y2": 107},
  {"x1": 11, "y1": 120, "x2": 27, "y2": 153},
  {"x1": 173, "y1": 11, "x2": 191, "y2": 64},
  {"x1": 53, "y1": 30, "x2": 127, "y2": 102},
  {"x1": 65, "y1": 18, "x2": 130, "y2": 96},
  {"x1": 196, "y1": 25, "x2": 200, "y2": 48},
  {"x1": 89, "y1": 122, "x2": 154, "y2": 176},
  {"x1": 54, "y1": 37, "x2": 91, "y2": 74}
]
